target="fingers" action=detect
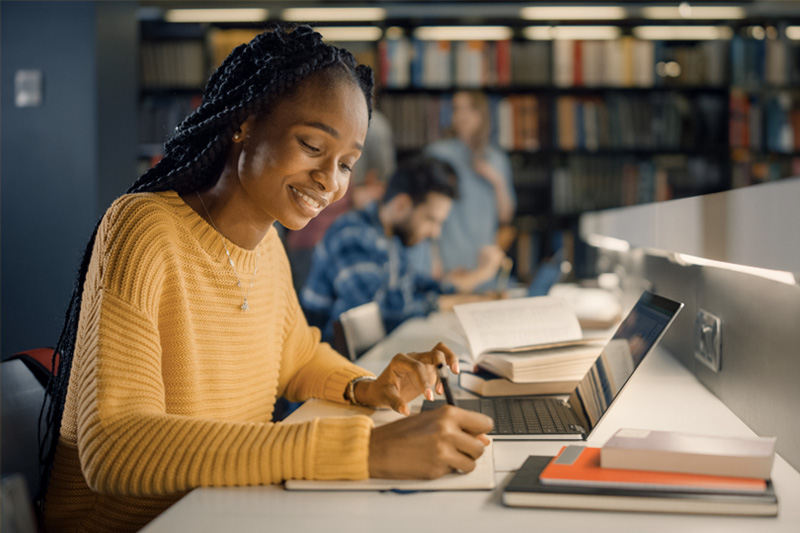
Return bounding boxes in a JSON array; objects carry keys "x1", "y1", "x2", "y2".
[
  {"x1": 433, "y1": 342, "x2": 460, "y2": 374},
  {"x1": 388, "y1": 352, "x2": 438, "y2": 399},
  {"x1": 368, "y1": 407, "x2": 491, "y2": 479},
  {"x1": 438, "y1": 409, "x2": 492, "y2": 473},
  {"x1": 409, "y1": 342, "x2": 460, "y2": 374},
  {"x1": 384, "y1": 383, "x2": 411, "y2": 416},
  {"x1": 449, "y1": 406, "x2": 494, "y2": 437}
]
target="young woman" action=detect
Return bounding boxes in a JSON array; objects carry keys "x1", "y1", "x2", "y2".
[
  {"x1": 411, "y1": 90, "x2": 515, "y2": 290},
  {"x1": 39, "y1": 26, "x2": 492, "y2": 532}
]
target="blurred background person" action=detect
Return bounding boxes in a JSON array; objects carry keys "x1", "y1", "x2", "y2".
[
  {"x1": 301, "y1": 156, "x2": 499, "y2": 345},
  {"x1": 410, "y1": 90, "x2": 516, "y2": 291}
]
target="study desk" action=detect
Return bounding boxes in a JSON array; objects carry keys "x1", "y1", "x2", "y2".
[{"x1": 142, "y1": 313, "x2": 800, "y2": 533}]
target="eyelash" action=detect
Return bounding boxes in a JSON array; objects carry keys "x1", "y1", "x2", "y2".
[
  {"x1": 299, "y1": 137, "x2": 352, "y2": 174},
  {"x1": 299, "y1": 138, "x2": 319, "y2": 153}
]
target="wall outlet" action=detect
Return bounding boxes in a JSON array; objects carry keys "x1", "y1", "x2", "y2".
[{"x1": 694, "y1": 309, "x2": 722, "y2": 372}]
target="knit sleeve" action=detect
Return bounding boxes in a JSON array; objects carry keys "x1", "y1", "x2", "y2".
[
  {"x1": 74, "y1": 289, "x2": 373, "y2": 496},
  {"x1": 279, "y1": 285, "x2": 375, "y2": 404}
]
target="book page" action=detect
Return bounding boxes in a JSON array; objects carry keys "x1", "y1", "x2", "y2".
[{"x1": 454, "y1": 297, "x2": 583, "y2": 361}]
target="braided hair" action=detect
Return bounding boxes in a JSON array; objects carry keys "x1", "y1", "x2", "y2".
[{"x1": 38, "y1": 23, "x2": 373, "y2": 507}]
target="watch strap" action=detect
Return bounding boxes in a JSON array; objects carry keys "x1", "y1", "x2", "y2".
[{"x1": 345, "y1": 375, "x2": 376, "y2": 406}]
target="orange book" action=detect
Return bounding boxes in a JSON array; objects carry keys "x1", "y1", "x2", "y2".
[
  {"x1": 572, "y1": 40, "x2": 583, "y2": 87},
  {"x1": 539, "y1": 446, "x2": 767, "y2": 495},
  {"x1": 495, "y1": 39, "x2": 511, "y2": 87}
]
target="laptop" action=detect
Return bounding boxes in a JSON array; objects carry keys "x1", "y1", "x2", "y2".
[
  {"x1": 421, "y1": 290, "x2": 684, "y2": 440},
  {"x1": 528, "y1": 249, "x2": 568, "y2": 297}
]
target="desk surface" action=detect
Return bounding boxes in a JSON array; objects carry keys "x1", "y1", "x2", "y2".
[{"x1": 142, "y1": 314, "x2": 800, "y2": 533}]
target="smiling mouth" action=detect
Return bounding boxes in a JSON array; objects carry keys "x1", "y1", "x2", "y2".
[{"x1": 289, "y1": 186, "x2": 323, "y2": 210}]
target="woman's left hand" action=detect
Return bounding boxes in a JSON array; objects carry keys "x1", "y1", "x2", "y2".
[{"x1": 355, "y1": 342, "x2": 460, "y2": 415}]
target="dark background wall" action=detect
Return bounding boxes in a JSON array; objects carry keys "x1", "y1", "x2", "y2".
[{"x1": 1, "y1": 1, "x2": 138, "y2": 357}]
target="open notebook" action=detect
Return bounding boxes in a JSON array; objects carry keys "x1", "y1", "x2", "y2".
[{"x1": 282, "y1": 399, "x2": 495, "y2": 491}]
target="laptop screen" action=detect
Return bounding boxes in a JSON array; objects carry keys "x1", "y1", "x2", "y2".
[
  {"x1": 567, "y1": 291, "x2": 684, "y2": 432},
  {"x1": 528, "y1": 249, "x2": 566, "y2": 297}
]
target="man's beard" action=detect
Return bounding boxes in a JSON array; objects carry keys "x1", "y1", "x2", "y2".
[{"x1": 392, "y1": 219, "x2": 416, "y2": 247}]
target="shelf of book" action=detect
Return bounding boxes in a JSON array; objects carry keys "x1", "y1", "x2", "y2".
[{"x1": 135, "y1": 21, "x2": 800, "y2": 267}]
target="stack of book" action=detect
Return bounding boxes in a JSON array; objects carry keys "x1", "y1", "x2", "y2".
[
  {"x1": 503, "y1": 428, "x2": 778, "y2": 516},
  {"x1": 453, "y1": 295, "x2": 619, "y2": 397}
]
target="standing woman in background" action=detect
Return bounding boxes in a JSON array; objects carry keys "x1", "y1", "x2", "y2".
[
  {"x1": 416, "y1": 90, "x2": 515, "y2": 290},
  {"x1": 39, "y1": 25, "x2": 491, "y2": 532}
]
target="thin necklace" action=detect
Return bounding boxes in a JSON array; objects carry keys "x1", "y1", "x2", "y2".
[{"x1": 196, "y1": 191, "x2": 260, "y2": 312}]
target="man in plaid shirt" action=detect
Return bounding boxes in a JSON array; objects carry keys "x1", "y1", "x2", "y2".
[{"x1": 301, "y1": 156, "x2": 503, "y2": 344}]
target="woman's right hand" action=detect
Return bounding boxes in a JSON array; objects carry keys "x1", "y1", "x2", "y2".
[{"x1": 367, "y1": 406, "x2": 493, "y2": 479}]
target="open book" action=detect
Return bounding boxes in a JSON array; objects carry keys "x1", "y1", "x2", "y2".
[{"x1": 452, "y1": 297, "x2": 604, "y2": 382}]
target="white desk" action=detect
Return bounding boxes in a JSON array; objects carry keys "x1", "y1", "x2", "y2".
[{"x1": 142, "y1": 314, "x2": 800, "y2": 533}]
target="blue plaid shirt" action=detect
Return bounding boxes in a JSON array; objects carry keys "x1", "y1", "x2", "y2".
[{"x1": 301, "y1": 202, "x2": 453, "y2": 343}]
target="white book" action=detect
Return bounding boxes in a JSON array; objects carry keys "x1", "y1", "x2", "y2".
[
  {"x1": 601, "y1": 428, "x2": 777, "y2": 480},
  {"x1": 553, "y1": 39, "x2": 574, "y2": 87},
  {"x1": 453, "y1": 297, "x2": 605, "y2": 382},
  {"x1": 477, "y1": 343, "x2": 601, "y2": 383},
  {"x1": 632, "y1": 39, "x2": 655, "y2": 88},
  {"x1": 496, "y1": 97, "x2": 514, "y2": 151},
  {"x1": 454, "y1": 296, "x2": 584, "y2": 359},
  {"x1": 602, "y1": 39, "x2": 624, "y2": 87}
]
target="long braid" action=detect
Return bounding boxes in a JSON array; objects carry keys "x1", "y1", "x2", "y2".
[{"x1": 37, "y1": 23, "x2": 373, "y2": 510}]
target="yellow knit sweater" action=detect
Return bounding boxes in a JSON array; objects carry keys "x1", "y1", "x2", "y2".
[{"x1": 43, "y1": 191, "x2": 374, "y2": 532}]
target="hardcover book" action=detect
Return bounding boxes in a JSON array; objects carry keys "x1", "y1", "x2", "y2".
[
  {"x1": 540, "y1": 446, "x2": 768, "y2": 494},
  {"x1": 502, "y1": 455, "x2": 778, "y2": 516},
  {"x1": 600, "y1": 428, "x2": 777, "y2": 479},
  {"x1": 458, "y1": 368, "x2": 579, "y2": 398},
  {"x1": 452, "y1": 296, "x2": 604, "y2": 382}
]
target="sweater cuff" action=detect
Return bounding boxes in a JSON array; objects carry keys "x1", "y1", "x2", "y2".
[
  {"x1": 324, "y1": 367, "x2": 375, "y2": 404},
  {"x1": 310, "y1": 416, "x2": 373, "y2": 480}
]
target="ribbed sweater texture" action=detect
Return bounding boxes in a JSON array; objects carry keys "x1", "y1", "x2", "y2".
[{"x1": 43, "y1": 191, "x2": 373, "y2": 532}]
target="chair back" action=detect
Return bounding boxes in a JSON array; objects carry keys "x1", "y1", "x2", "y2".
[
  {"x1": 333, "y1": 302, "x2": 386, "y2": 361},
  {"x1": 1, "y1": 349, "x2": 57, "y2": 502}
]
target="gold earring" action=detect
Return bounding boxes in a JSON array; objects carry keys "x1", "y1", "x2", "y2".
[{"x1": 233, "y1": 130, "x2": 242, "y2": 142}]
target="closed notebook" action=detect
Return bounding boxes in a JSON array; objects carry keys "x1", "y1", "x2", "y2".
[
  {"x1": 503, "y1": 455, "x2": 778, "y2": 516},
  {"x1": 600, "y1": 428, "x2": 777, "y2": 479},
  {"x1": 540, "y1": 446, "x2": 768, "y2": 494}
]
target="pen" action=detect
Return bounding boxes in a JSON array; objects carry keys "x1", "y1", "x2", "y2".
[{"x1": 436, "y1": 362, "x2": 456, "y2": 406}]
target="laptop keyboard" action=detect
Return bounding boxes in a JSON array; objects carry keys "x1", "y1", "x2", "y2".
[
  {"x1": 422, "y1": 398, "x2": 582, "y2": 435},
  {"x1": 480, "y1": 398, "x2": 574, "y2": 434}
]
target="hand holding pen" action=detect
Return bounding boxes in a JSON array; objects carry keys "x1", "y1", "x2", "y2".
[
  {"x1": 436, "y1": 362, "x2": 457, "y2": 406},
  {"x1": 356, "y1": 342, "x2": 460, "y2": 415},
  {"x1": 367, "y1": 345, "x2": 492, "y2": 479}
]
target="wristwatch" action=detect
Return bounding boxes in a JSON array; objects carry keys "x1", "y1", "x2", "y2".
[{"x1": 345, "y1": 375, "x2": 376, "y2": 406}]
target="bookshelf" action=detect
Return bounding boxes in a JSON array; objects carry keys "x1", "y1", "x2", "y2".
[{"x1": 136, "y1": 16, "x2": 800, "y2": 276}]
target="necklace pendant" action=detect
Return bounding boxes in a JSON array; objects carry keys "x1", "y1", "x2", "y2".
[{"x1": 241, "y1": 300, "x2": 250, "y2": 312}]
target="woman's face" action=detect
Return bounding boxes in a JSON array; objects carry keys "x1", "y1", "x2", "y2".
[
  {"x1": 235, "y1": 73, "x2": 369, "y2": 231},
  {"x1": 450, "y1": 92, "x2": 483, "y2": 142}
]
